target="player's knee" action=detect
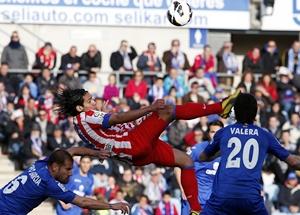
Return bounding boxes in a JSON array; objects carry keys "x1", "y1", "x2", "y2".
[
  {"x1": 176, "y1": 153, "x2": 194, "y2": 168},
  {"x1": 183, "y1": 155, "x2": 194, "y2": 168}
]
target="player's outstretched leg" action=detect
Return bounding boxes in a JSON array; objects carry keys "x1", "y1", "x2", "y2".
[
  {"x1": 172, "y1": 90, "x2": 241, "y2": 120},
  {"x1": 173, "y1": 148, "x2": 202, "y2": 215}
]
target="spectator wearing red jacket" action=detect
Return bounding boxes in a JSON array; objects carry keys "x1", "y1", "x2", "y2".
[
  {"x1": 257, "y1": 74, "x2": 279, "y2": 102},
  {"x1": 125, "y1": 70, "x2": 148, "y2": 100},
  {"x1": 191, "y1": 45, "x2": 215, "y2": 75},
  {"x1": 33, "y1": 42, "x2": 56, "y2": 70},
  {"x1": 190, "y1": 45, "x2": 217, "y2": 87},
  {"x1": 242, "y1": 47, "x2": 263, "y2": 74}
]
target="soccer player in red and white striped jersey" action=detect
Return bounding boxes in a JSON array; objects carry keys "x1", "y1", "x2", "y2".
[{"x1": 56, "y1": 88, "x2": 240, "y2": 215}]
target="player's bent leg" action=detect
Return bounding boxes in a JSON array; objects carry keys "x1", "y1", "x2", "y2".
[
  {"x1": 133, "y1": 141, "x2": 202, "y2": 214},
  {"x1": 173, "y1": 148, "x2": 202, "y2": 214},
  {"x1": 129, "y1": 112, "x2": 169, "y2": 158}
]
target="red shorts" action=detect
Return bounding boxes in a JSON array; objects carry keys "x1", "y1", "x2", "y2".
[{"x1": 127, "y1": 113, "x2": 175, "y2": 166}]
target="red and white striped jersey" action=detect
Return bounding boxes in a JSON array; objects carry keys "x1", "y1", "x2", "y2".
[{"x1": 73, "y1": 110, "x2": 146, "y2": 160}]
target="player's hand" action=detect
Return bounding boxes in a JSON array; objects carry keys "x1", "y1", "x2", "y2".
[
  {"x1": 110, "y1": 202, "x2": 130, "y2": 214},
  {"x1": 96, "y1": 149, "x2": 111, "y2": 162},
  {"x1": 151, "y1": 99, "x2": 166, "y2": 111}
]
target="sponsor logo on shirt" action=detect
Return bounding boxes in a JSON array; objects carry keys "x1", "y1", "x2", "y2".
[
  {"x1": 28, "y1": 164, "x2": 41, "y2": 186},
  {"x1": 57, "y1": 182, "x2": 68, "y2": 192}
]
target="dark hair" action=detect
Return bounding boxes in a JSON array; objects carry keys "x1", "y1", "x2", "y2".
[
  {"x1": 234, "y1": 93, "x2": 257, "y2": 124},
  {"x1": 208, "y1": 120, "x2": 224, "y2": 130},
  {"x1": 139, "y1": 194, "x2": 149, "y2": 202},
  {"x1": 163, "y1": 191, "x2": 172, "y2": 197},
  {"x1": 55, "y1": 88, "x2": 87, "y2": 116},
  {"x1": 80, "y1": 155, "x2": 92, "y2": 162},
  {"x1": 48, "y1": 149, "x2": 73, "y2": 166}
]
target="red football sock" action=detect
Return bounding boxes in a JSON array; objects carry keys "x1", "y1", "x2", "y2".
[
  {"x1": 181, "y1": 168, "x2": 202, "y2": 212},
  {"x1": 175, "y1": 102, "x2": 222, "y2": 120}
]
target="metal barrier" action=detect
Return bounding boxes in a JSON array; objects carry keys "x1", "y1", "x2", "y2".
[{"x1": 6, "y1": 69, "x2": 270, "y2": 96}]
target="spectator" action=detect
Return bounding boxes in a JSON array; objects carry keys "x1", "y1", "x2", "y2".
[
  {"x1": 257, "y1": 74, "x2": 279, "y2": 102},
  {"x1": 0, "y1": 81, "x2": 8, "y2": 112},
  {"x1": 278, "y1": 172, "x2": 300, "y2": 213},
  {"x1": 56, "y1": 156, "x2": 94, "y2": 215},
  {"x1": 33, "y1": 42, "x2": 57, "y2": 70},
  {"x1": 267, "y1": 115, "x2": 281, "y2": 139},
  {"x1": 242, "y1": 47, "x2": 263, "y2": 74},
  {"x1": 155, "y1": 191, "x2": 179, "y2": 215},
  {"x1": 163, "y1": 68, "x2": 187, "y2": 99},
  {"x1": 137, "y1": 42, "x2": 162, "y2": 72},
  {"x1": 58, "y1": 64, "x2": 82, "y2": 90},
  {"x1": 277, "y1": 66, "x2": 295, "y2": 113},
  {"x1": 120, "y1": 169, "x2": 144, "y2": 205},
  {"x1": 103, "y1": 74, "x2": 119, "y2": 102},
  {"x1": 133, "y1": 167, "x2": 145, "y2": 185},
  {"x1": 216, "y1": 41, "x2": 239, "y2": 74},
  {"x1": 35, "y1": 109, "x2": 55, "y2": 144},
  {"x1": 110, "y1": 40, "x2": 137, "y2": 72},
  {"x1": 162, "y1": 39, "x2": 190, "y2": 72},
  {"x1": 163, "y1": 87, "x2": 177, "y2": 105},
  {"x1": 83, "y1": 71, "x2": 103, "y2": 98},
  {"x1": 237, "y1": 70, "x2": 256, "y2": 94},
  {"x1": 80, "y1": 44, "x2": 102, "y2": 73},
  {"x1": 47, "y1": 125, "x2": 72, "y2": 152},
  {"x1": 282, "y1": 112, "x2": 300, "y2": 145},
  {"x1": 167, "y1": 120, "x2": 189, "y2": 150},
  {"x1": 183, "y1": 128, "x2": 204, "y2": 148},
  {"x1": 109, "y1": 190, "x2": 127, "y2": 215},
  {"x1": 22, "y1": 123, "x2": 44, "y2": 168},
  {"x1": 291, "y1": 93, "x2": 300, "y2": 113},
  {"x1": 19, "y1": 74, "x2": 38, "y2": 99},
  {"x1": 60, "y1": 45, "x2": 81, "y2": 71},
  {"x1": 216, "y1": 41, "x2": 239, "y2": 86},
  {"x1": 191, "y1": 45, "x2": 217, "y2": 87},
  {"x1": 144, "y1": 168, "x2": 167, "y2": 206},
  {"x1": 6, "y1": 109, "x2": 31, "y2": 168},
  {"x1": 23, "y1": 98, "x2": 38, "y2": 122},
  {"x1": 182, "y1": 82, "x2": 204, "y2": 104},
  {"x1": 125, "y1": 70, "x2": 148, "y2": 100},
  {"x1": 263, "y1": 102, "x2": 287, "y2": 128},
  {"x1": 284, "y1": 40, "x2": 300, "y2": 74},
  {"x1": 188, "y1": 68, "x2": 215, "y2": 101},
  {"x1": 284, "y1": 41, "x2": 300, "y2": 91},
  {"x1": 261, "y1": 40, "x2": 281, "y2": 74},
  {"x1": 280, "y1": 130, "x2": 296, "y2": 153},
  {"x1": 132, "y1": 195, "x2": 153, "y2": 215},
  {"x1": 36, "y1": 68, "x2": 57, "y2": 95},
  {"x1": 148, "y1": 75, "x2": 164, "y2": 103},
  {"x1": 0, "y1": 63, "x2": 19, "y2": 96},
  {"x1": 14, "y1": 84, "x2": 33, "y2": 109},
  {"x1": 1, "y1": 31, "x2": 28, "y2": 69},
  {"x1": 94, "y1": 176, "x2": 120, "y2": 202}
]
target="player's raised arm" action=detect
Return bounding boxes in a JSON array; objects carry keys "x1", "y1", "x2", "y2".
[
  {"x1": 285, "y1": 155, "x2": 300, "y2": 170},
  {"x1": 72, "y1": 195, "x2": 129, "y2": 214},
  {"x1": 66, "y1": 147, "x2": 110, "y2": 160},
  {"x1": 107, "y1": 99, "x2": 165, "y2": 126}
]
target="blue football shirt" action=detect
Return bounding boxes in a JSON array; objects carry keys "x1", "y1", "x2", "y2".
[
  {"x1": 0, "y1": 159, "x2": 76, "y2": 215},
  {"x1": 56, "y1": 163, "x2": 94, "y2": 215},
  {"x1": 204, "y1": 122, "x2": 290, "y2": 199},
  {"x1": 189, "y1": 141, "x2": 220, "y2": 207}
]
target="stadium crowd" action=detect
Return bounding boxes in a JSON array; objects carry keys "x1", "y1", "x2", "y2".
[{"x1": 1, "y1": 30, "x2": 300, "y2": 214}]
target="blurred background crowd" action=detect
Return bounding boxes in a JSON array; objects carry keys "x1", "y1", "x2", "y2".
[{"x1": 1, "y1": 30, "x2": 300, "y2": 214}]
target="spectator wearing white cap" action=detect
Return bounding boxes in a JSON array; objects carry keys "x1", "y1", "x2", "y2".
[
  {"x1": 277, "y1": 66, "x2": 296, "y2": 113},
  {"x1": 278, "y1": 172, "x2": 300, "y2": 213}
]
